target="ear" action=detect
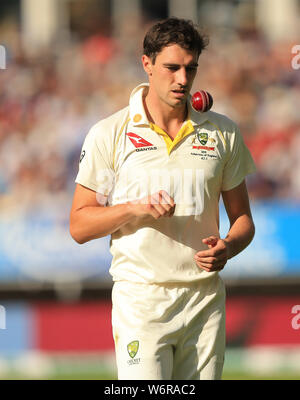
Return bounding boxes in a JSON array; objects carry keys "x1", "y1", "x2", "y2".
[{"x1": 141, "y1": 55, "x2": 153, "y2": 76}]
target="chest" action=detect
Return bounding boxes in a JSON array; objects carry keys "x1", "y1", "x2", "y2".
[
  {"x1": 109, "y1": 125, "x2": 228, "y2": 211},
  {"x1": 114, "y1": 126, "x2": 226, "y2": 177}
]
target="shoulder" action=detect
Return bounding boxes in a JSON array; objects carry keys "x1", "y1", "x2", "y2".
[
  {"x1": 194, "y1": 110, "x2": 245, "y2": 155},
  {"x1": 83, "y1": 106, "x2": 130, "y2": 153},
  {"x1": 89, "y1": 106, "x2": 130, "y2": 139},
  {"x1": 204, "y1": 110, "x2": 239, "y2": 133}
]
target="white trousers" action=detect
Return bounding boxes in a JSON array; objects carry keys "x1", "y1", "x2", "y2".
[{"x1": 111, "y1": 274, "x2": 226, "y2": 380}]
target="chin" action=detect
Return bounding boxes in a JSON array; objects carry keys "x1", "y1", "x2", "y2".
[
  {"x1": 173, "y1": 99, "x2": 186, "y2": 107},
  {"x1": 164, "y1": 96, "x2": 185, "y2": 109}
]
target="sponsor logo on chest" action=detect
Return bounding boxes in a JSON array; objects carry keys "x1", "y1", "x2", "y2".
[{"x1": 126, "y1": 132, "x2": 157, "y2": 152}]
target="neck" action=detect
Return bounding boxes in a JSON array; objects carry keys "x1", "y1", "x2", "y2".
[{"x1": 143, "y1": 87, "x2": 187, "y2": 131}]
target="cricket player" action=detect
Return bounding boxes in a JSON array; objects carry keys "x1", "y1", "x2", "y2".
[{"x1": 70, "y1": 18, "x2": 256, "y2": 380}]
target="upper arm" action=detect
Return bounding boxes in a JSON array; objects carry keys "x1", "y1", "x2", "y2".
[
  {"x1": 70, "y1": 184, "x2": 103, "y2": 217},
  {"x1": 69, "y1": 184, "x2": 107, "y2": 243},
  {"x1": 221, "y1": 180, "x2": 253, "y2": 225}
]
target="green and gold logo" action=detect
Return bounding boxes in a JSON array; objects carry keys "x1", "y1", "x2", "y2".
[
  {"x1": 127, "y1": 340, "x2": 139, "y2": 359},
  {"x1": 197, "y1": 132, "x2": 208, "y2": 145}
]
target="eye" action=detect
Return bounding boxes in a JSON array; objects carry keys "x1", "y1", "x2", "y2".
[
  {"x1": 186, "y1": 66, "x2": 197, "y2": 73},
  {"x1": 167, "y1": 66, "x2": 178, "y2": 71}
]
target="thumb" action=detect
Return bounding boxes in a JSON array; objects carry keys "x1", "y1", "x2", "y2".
[{"x1": 202, "y1": 236, "x2": 219, "y2": 248}]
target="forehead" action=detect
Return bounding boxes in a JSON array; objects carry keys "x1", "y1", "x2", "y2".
[{"x1": 155, "y1": 44, "x2": 198, "y2": 64}]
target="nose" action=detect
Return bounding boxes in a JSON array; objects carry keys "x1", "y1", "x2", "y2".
[{"x1": 176, "y1": 67, "x2": 188, "y2": 87}]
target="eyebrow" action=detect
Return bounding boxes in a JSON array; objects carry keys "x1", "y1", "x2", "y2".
[{"x1": 163, "y1": 63, "x2": 199, "y2": 68}]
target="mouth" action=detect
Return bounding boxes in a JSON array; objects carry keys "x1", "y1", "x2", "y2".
[{"x1": 171, "y1": 89, "x2": 187, "y2": 98}]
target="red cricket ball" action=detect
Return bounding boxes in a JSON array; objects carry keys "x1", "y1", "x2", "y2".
[{"x1": 191, "y1": 90, "x2": 213, "y2": 112}]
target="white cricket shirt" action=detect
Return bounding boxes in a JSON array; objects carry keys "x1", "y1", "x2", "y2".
[{"x1": 75, "y1": 83, "x2": 256, "y2": 283}]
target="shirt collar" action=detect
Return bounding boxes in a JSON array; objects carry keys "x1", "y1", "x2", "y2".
[
  {"x1": 129, "y1": 83, "x2": 150, "y2": 126},
  {"x1": 129, "y1": 83, "x2": 210, "y2": 127}
]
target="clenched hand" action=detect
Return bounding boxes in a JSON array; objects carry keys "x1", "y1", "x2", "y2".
[{"x1": 194, "y1": 236, "x2": 230, "y2": 272}]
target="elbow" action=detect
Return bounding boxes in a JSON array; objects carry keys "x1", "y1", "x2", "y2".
[
  {"x1": 249, "y1": 219, "x2": 255, "y2": 243},
  {"x1": 69, "y1": 224, "x2": 86, "y2": 245},
  {"x1": 69, "y1": 211, "x2": 89, "y2": 244},
  {"x1": 252, "y1": 221, "x2": 256, "y2": 239}
]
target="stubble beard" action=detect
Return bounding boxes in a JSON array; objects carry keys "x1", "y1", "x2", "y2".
[{"x1": 163, "y1": 91, "x2": 187, "y2": 111}]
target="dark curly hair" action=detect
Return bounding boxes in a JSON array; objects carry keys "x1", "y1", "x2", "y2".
[{"x1": 143, "y1": 17, "x2": 209, "y2": 64}]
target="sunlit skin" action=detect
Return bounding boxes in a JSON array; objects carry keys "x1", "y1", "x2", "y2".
[{"x1": 142, "y1": 44, "x2": 199, "y2": 129}]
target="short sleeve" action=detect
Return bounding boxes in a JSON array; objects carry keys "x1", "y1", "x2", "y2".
[
  {"x1": 75, "y1": 125, "x2": 114, "y2": 204},
  {"x1": 221, "y1": 125, "x2": 256, "y2": 191}
]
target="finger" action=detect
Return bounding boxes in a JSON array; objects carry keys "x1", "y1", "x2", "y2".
[
  {"x1": 202, "y1": 236, "x2": 219, "y2": 247},
  {"x1": 149, "y1": 201, "x2": 174, "y2": 218},
  {"x1": 195, "y1": 244, "x2": 226, "y2": 258},
  {"x1": 195, "y1": 256, "x2": 217, "y2": 264},
  {"x1": 159, "y1": 190, "x2": 175, "y2": 207},
  {"x1": 150, "y1": 192, "x2": 172, "y2": 211},
  {"x1": 195, "y1": 250, "x2": 227, "y2": 263},
  {"x1": 202, "y1": 235, "x2": 218, "y2": 243},
  {"x1": 197, "y1": 259, "x2": 227, "y2": 269},
  {"x1": 195, "y1": 253, "x2": 227, "y2": 266},
  {"x1": 152, "y1": 203, "x2": 168, "y2": 216},
  {"x1": 195, "y1": 248, "x2": 215, "y2": 258},
  {"x1": 196, "y1": 263, "x2": 216, "y2": 272},
  {"x1": 155, "y1": 192, "x2": 176, "y2": 216},
  {"x1": 145, "y1": 203, "x2": 161, "y2": 219},
  {"x1": 159, "y1": 201, "x2": 172, "y2": 213},
  {"x1": 149, "y1": 192, "x2": 161, "y2": 205},
  {"x1": 196, "y1": 257, "x2": 226, "y2": 268},
  {"x1": 167, "y1": 205, "x2": 176, "y2": 217},
  {"x1": 195, "y1": 261, "x2": 226, "y2": 272}
]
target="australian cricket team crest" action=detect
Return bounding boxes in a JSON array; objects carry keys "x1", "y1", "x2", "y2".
[
  {"x1": 197, "y1": 131, "x2": 208, "y2": 145},
  {"x1": 191, "y1": 129, "x2": 219, "y2": 160},
  {"x1": 127, "y1": 340, "x2": 139, "y2": 359}
]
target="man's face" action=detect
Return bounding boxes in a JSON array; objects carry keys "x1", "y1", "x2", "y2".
[{"x1": 142, "y1": 44, "x2": 199, "y2": 109}]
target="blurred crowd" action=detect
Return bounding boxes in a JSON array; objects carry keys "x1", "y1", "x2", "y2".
[
  {"x1": 0, "y1": 19, "x2": 300, "y2": 216},
  {"x1": 195, "y1": 32, "x2": 300, "y2": 201}
]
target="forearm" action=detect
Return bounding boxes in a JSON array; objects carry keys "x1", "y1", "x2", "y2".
[
  {"x1": 70, "y1": 203, "x2": 136, "y2": 244},
  {"x1": 223, "y1": 214, "x2": 255, "y2": 259}
]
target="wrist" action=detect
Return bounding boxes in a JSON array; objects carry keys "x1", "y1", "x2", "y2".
[
  {"x1": 223, "y1": 238, "x2": 234, "y2": 260},
  {"x1": 125, "y1": 201, "x2": 137, "y2": 217}
]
